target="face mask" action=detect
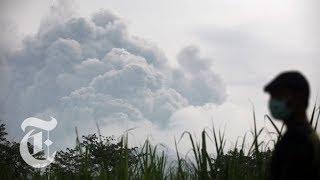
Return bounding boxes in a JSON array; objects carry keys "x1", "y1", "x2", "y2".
[{"x1": 269, "y1": 98, "x2": 292, "y2": 120}]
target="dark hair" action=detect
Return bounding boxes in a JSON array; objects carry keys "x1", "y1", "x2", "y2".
[{"x1": 264, "y1": 71, "x2": 310, "y2": 109}]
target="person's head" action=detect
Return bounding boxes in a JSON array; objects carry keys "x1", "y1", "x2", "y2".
[{"x1": 264, "y1": 71, "x2": 310, "y2": 123}]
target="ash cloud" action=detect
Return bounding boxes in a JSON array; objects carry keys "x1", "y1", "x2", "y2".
[{"x1": 1, "y1": 2, "x2": 226, "y2": 144}]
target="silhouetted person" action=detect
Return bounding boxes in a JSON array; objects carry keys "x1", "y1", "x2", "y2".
[{"x1": 264, "y1": 71, "x2": 320, "y2": 180}]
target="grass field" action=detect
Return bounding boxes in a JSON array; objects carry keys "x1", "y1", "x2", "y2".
[{"x1": 1, "y1": 103, "x2": 319, "y2": 180}]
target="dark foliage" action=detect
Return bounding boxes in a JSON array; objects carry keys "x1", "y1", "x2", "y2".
[
  {"x1": 0, "y1": 123, "x2": 43, "y2": 179},
  {"x1": 46, "y1": 133, "x2": 138, "y2": 178},
  {"x1": 0, "y1": 123, "x2": 138, "y2": 179}
]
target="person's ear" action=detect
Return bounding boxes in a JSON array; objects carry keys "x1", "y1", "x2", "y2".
[{"x1": 285, "y1": 93, "x2": 296, "y2": 110}]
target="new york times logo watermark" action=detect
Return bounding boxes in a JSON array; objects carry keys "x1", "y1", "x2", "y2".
[{"x1": 19, "y1": 117, "x2": 57, "y2": 168}]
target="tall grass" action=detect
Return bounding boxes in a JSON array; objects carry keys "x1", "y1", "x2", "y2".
[{"x1": 1, "y1": 103, "x2": 319, "y2": 179}]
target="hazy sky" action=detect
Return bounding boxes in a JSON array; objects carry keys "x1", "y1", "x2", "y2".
[{"x1": 1, "y1": 0, "x2": 319, "y2": 152}]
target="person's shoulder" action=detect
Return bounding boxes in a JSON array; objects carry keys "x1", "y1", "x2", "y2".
[
  {"x1": 283, "y1": 127, "x2": 314, "y2": 149},
  {"x1": 287, "y1": 123, "x2": 313, "y2": 139}
]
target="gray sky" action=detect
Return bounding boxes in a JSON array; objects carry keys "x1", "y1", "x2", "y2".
[{"x1": 1, "y1": 0, "x2": 319, "y2": 152}]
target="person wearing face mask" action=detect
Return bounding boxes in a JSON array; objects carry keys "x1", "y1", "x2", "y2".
[{"x1": 264, "y1": 71, "x2": 320, "y2": 180}]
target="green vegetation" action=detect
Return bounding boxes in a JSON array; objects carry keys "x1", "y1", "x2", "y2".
[{"x1": 0, "y1": 104, "x2": 319, "y2": 179}]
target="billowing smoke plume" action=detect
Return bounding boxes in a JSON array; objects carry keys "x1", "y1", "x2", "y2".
[{"x1": 1, "y1": 2, "x2": 226, "y2": 146}]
